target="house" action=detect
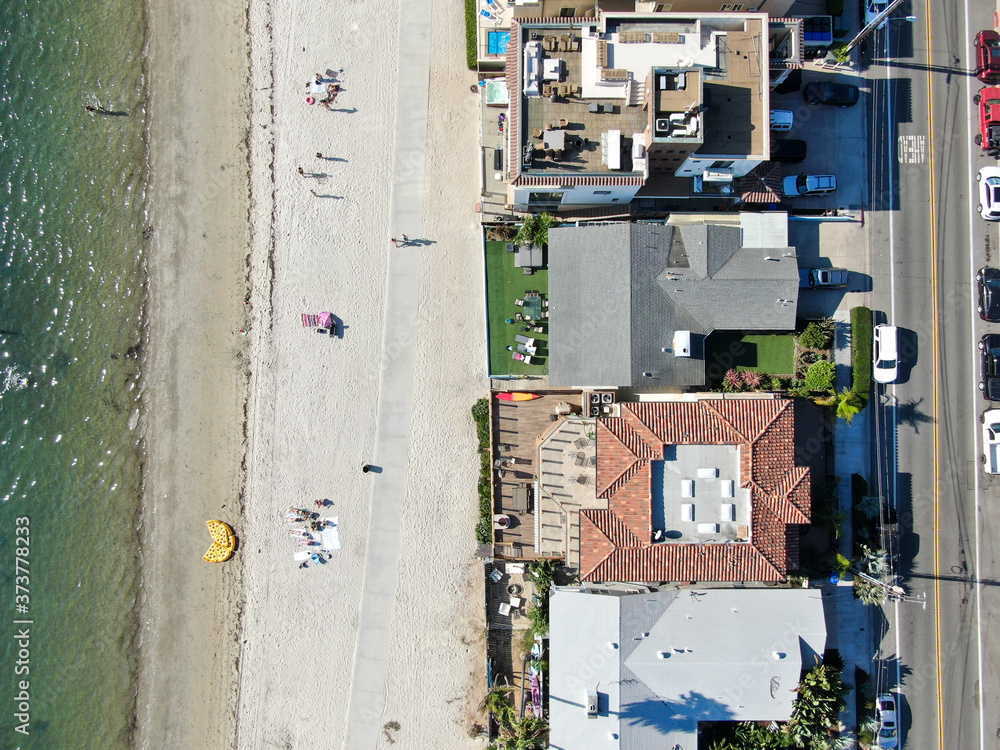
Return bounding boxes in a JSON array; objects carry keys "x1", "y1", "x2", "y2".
[
  {"x1": 548, "y1": 586, "x2": 827, "y2": 750},
  {"x1": 579, "y1": 397, "x2": 811, "y2": 583},
  {"x1": 546, "y1": 216, "x2": 798, "y2": 389},
  {"x1": 503, "y1": 10, "x2": 806, "y2": 211}
]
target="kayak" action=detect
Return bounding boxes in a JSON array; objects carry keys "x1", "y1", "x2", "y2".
[
  {"x1": 204, "y1": 520, "x2": 236, "y2": 563},
  {"x1": 496, "y1": 392, "x2": 541, "y2": 402}
]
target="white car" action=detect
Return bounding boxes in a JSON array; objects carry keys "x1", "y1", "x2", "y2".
[
  {"x1": 983, "y1": 409, "x2": 1000, "y2": 474},
  {"x1": 782, "y1": 173, "x2": 837, "y2": 197},
  {"x1": 873, "y1": 325, "x2": 899, "y2": 384},
  {"x1": 876, "y1": 693, "x2": 898, "y2": 748},
  {"x1": 977, "y1": 166, "x2": 1000, "y2": 220}
]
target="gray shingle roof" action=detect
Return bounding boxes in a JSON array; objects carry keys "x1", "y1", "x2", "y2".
[{"x1": 547, "y1": 219, "x2": 799, "y2": 387}]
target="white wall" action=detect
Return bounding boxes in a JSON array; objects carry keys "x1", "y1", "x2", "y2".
[{"x1": 511, "y1": 183, "x2": 640, "y2": 207}]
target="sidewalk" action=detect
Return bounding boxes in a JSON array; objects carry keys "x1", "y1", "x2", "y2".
[{"x1": 830, "y1": 308, "x2": 875, "y2": 744}]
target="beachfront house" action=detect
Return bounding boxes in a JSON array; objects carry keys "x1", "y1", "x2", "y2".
[
  {"x1": 548, "y1": 586, "x2": 828, "y2": 750},
  {"x1": 545, "y1": 214, "x2": 798, "y2": 389},
  {"x1": 502, "y1": 9, "x2": 805, "y2": 212},
  {"x1": 533, "y1": 396, "x2": 812, "y2": 582}
]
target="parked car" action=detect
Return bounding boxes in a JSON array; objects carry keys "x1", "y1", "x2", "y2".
[
  {"x1": 985, "y1": 408, "x2": 1000, "y2": 474},
  {"x1": 873, "y1": 325, "x2": 899, "y2": 384},
  {"x1": 803, "y1": 81, "x2": 861, "y2": 107},
  {"x1": 979, "y1": 334, "x2": 1000, "y2": 400},
  {"x1": 978, "y1": 267, "x2": 1000, "y2": 320},
  {"x1": 770, "y1": 138, "x2": 807, "y2": 164},
  {"x1": 974, "y1": 86, "x2": 1000, "y2": 157},
  {"x1": 876, "y1": 693, "x2": 898, "y2": 748},
  {"x1": 975, "y1": 30, "x2": 1000, "y2": 83},
  {"x1": 977, "y1": 166, "x2": 1000, "y2": 219},
  {"x1": 782, "y1": 173, "x2": 837, "y2": 197},
  {"x1": 865, "y1": 0, "x2": 889, "y2": 29},
  {"x1": 770, "y1": 110, "x2": 794, "y2": 131},
  {"x1": 799, "y1": 268, "x2": 849, "y2": 288}
]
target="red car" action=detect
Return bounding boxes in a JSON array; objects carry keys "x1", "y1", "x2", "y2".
[
  {"x1": 975, "y1": 86, "x2": 1000, "y2": 157},
  {"x1": 976, "y1": 30, "x2": 1000, "y2": 83}
]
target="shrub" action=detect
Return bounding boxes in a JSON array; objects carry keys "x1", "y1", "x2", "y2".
[
  {"x1": 514, "y1": 213, "x2": 557, "y2": 247},
  {"x1": 804, "y1": 359, "x2": 836, "y2": 392},
  {"x1": 851, "y1": 306, "x2": 873, "y2": 394},
  {"x1": 486, "y1": 224, "x2": 517, "y2": 241},
  {"x1": 767, "y1": 375, "x2": 787, "y2": 391},
  {"x1": 741, "y1": 371, "x2": 763, "y2": 389},
  {"x1": 723, "y1": 368, "x2": 744, "y2": 391},
  {"x1": 472, "y1": 398, "x2": 493, "y2": 544},
  {"x1": 798, "y1": 321, "x2": 834, "y2": 350},
  {"x1": 464, "y1": 0, "x2": 479, "y2": 70}
]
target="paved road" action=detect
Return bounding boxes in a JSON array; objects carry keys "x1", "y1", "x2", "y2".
[{"x1": 866, "y1": 2, "x2": 1000, "y2": 747}]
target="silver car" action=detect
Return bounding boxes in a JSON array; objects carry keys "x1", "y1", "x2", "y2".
[{"x1": 876, "y1": 693, "x2": 898, "y2": 748}]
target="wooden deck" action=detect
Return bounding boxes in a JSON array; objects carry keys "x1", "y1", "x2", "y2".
[{"x1": 491, "y1": 390, "x2": 582, "y2": 557}]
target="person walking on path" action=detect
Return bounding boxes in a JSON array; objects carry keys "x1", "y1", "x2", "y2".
[
  {"x1": 390, "y1": 238, "x2": 398, "y2": 247},
  {"x1": 310, "y1": 189, "x2": 319, "y2": 197},
  {"x1": 297, "y1": 166, "x2": 304, "y2": 175},
  {"x1": 400, "y1": 234, "x2": 409, "y2": 245}
]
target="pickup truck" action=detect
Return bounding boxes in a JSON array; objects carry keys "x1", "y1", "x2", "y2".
[
  {"x1": 799, "y1": 268, "x2": 849, "y2": 288},
  {"x1": 983, "y1": 409, "x2": 1000, "y2": 474}
]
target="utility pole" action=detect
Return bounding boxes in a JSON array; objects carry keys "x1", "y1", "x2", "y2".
[{"x1": 841, "y1": 0, "x2": 907, "y2": 55}]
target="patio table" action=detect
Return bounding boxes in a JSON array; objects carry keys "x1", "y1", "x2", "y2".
[
  {"x1": 511, "y1": 485, "x2": 530, "y2": 513},
  {"x1": 523, "y1": 296, "x2": 543, "y2": 319},
  {"x1": 543, "y1": 129, "x2": 565, "y2": 150}
]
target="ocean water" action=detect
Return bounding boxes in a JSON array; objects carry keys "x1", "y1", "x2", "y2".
[{"x1": 0, "y1": 0, "x2": 148, "y2": 747}]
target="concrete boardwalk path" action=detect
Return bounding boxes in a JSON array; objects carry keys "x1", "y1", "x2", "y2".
[{"x1": 341, "y1": 5, "x2": 430, "y2": 748}]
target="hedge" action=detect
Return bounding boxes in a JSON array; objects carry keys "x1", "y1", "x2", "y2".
[
  {"x1": 850, "y1": 306, "x2": 873, "y2": 394},
  {"x1": 465, "y1": 0, "x2": 478, "y2": 70},
  {"x1": 472, "y1": 398, "x2": 493, "y2": 544}
]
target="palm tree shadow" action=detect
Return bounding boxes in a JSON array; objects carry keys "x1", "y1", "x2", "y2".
[{"x1": 890, "y1": 398, "x2": 934, "y2": 433}]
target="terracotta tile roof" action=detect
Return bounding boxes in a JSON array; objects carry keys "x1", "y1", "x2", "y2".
[{"x1": 581, "y1": 398, "x2": 810, "y2": 583}]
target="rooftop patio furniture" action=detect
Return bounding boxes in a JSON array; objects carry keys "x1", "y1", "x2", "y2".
[
  {"x1": 589, "y1": 102, "x2": 602, "y2": 114},
  {"x1": 543, "y1": 58, "x2": 562, "y2": 82},
  {"x1": 516, "y1": 343, "x2": 537, "y2": 355},
  {"x1": 558, "y1": 117, "x2": 569, "y2": 127},
  {"x1": 575, "y1": 452, "x2": 587, "y2": 467},
  {"x1": 512, "y1": 352, "x2": 533, "y2": 363},
  {"x1": 574, "y1": 436, "x2": 591, "y2": 448},
  {"x1": 542, "y1": 83, "x2": 553, "y2": 97},
  {"x1": 573, "y1": 83, "x2": 581, "y2": 95},
  {"x1": 489, "y1": 567, "x2": 503, "y2": 583},
  {"x1": 541, "y1": 311, "x2": 548, "y2": 318},
  {"x1": 532, "y1": 127, "x2": 543, "y2": 139},
  {"x1": 574, "y1": 474, "x2": 592, "y2": 485},
  {"x1": 523, "y1": 41, "x2": 542, "y2": 97},
  {"x1": 553, "y1": 149, "x2": 563, "y2": 161},
  {"x1": 512, "y1": 484, "x2": 530, "y2": 513},
  {"x1": 515, "y1": 313, "x2": 523, "y2": 321},
  {"x1": 515, "y1": 298, "x2": 525, "y2": 306},
  {"x1": 509, "y1": 596, "x2": 524, "y2": 610},
  {"x1": 494, "y1": 514, "x2": 511, "y2": 530},
  {"x1": 504, "y1": 242, "x2": 515, "y2": 253},
  {"x1": 542, "y1": 299, "x2": 549, "y2": 307},
  {"x1": 571, "y1": 39, "x2": 581, "y2": 51},
  {"x1": 514, "y1": 334, "x2": 535, "y2": 346},
  {"x1": 543, "y1": 129, "x2": 564, "y2": 150},
  {"x1": 507, "y1": 583, "x2": 523, "y2": 596},
  {"x1": 523, "y1": 268, "x2": 533, "y2": 275},
  {"x1": 498, "y1": 602, "x2": 512, "y2": 616}
]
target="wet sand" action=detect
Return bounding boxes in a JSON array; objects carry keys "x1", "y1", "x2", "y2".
[{"x1": 134, "y1": 0, "x2": 250, "y2": 745}]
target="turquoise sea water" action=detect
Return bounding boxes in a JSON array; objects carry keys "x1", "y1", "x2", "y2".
[{"x1": 0, "y1": 0, "x2": 147, "y2": 747}]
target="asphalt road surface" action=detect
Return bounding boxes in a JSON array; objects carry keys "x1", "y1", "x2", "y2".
[{"x1": 865, "y1": 1, "x2": 1000, "y2": 747}]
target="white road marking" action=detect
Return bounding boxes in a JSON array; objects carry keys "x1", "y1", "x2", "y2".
[{"x1": 897, "y1": 134, "x2": 927, "y2": 163}]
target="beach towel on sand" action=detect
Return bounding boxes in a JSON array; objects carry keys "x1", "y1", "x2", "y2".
[{"x1": 321, "y1": 517, "x2": 342, "y2": 550}]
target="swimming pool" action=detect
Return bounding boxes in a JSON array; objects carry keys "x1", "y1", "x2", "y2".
[{"x1": 488, "y1": 30, "x2": 510, "y2": 55}]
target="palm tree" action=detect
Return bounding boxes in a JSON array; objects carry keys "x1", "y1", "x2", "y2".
[{"x1": 835, "y1": 388, "x2": 864, "y2": 423}]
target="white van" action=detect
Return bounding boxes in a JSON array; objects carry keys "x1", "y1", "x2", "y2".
[{"x1": 770, "y1": 110, "x2": 794, "y2": 131}]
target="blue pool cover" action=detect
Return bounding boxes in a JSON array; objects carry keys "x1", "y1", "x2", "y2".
[{"x1": 488, "y1": 31, "x2": 510, "y2": 55}]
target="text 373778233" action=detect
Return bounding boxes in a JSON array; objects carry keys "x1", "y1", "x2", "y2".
[{"x1": 13, "y1": 515, "x2": 31, "y2": 737}]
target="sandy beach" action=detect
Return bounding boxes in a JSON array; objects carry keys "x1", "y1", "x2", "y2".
[{"x1": 136, "y1": 0, "x2": 486, "y2": 745}]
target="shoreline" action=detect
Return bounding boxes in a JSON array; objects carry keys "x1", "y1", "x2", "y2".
[{"x1": 133, "y1": 0, "x2": 252, "y2": 743}]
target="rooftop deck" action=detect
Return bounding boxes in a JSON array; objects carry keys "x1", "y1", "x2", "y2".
[{"x1": 491, "y1": 390, "x2": 582, "y2": 559}]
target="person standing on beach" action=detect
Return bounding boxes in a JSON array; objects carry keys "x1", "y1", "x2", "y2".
[
  {"x1": 390, "y1": 238, "x2": 398, "y2": 247},
  {"x1": 297, "y1": 167, "x2": 304, "y2": 176}
]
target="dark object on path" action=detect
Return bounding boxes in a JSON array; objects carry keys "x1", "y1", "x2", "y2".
[{"x1": 362, "y1": 464, "x2": 373, "y2": 473}]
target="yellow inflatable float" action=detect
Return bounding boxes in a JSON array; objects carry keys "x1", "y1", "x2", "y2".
[{"x1": 203, "y1": 520, "x2": 236, "y2": 563}]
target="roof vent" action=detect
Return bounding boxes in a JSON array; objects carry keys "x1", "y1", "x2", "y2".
[
  {"x1": 607, "y1": 641, "x2": 618, "y2": 650},
  {"x1": 586, "y1": 691, "x2": 599, "y2": 717},
  {"x1": 772, "y1": 651, "x2": 786, "y2": 660},
  {"x1": 657, "y1": 651, "x2": 670, "y2": 659}
]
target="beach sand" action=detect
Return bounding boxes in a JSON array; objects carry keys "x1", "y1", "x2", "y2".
[
  {"x1": 135, "y1": 0, "x2": 250, "y2": 746},
  {"x1": 235, "y1": 0, "x2": 487, "y2": 744},
  {"x1": 137, "y1": 0, "x2": 487, "y2": 745}
]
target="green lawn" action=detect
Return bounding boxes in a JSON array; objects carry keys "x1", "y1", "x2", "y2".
[
  {"x1": 706, "y1": 332, "x2": 795, "y2": 376},
  {"x1": 485, "y1": 240, "x2": 549, "y2": 376}
]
